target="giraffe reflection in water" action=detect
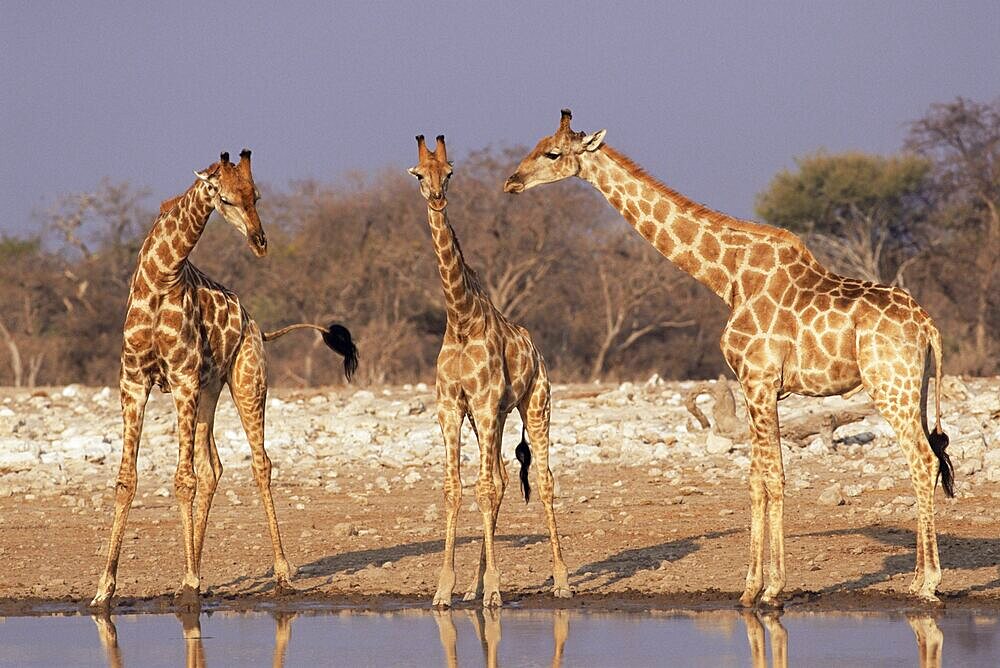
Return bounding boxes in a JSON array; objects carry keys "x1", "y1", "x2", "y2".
[
  {"x1": 434, "y1": 608, "x2": 569, "y2": 668},
  {"x1": 740, "y1": 610, "x2": 942, "y2": 668},
  {"x1": 91, "y1": 610, "x2": 296, "y2": 668}
]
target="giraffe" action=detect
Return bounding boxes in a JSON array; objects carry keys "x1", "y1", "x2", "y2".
[
  {"x1": 409, "y1": 135, "x2": 570, "y2": 608},
  {"x1": 504, "y1": 110, "x2": 954, "y2": 606},
  {"x1": 89, "y1": 150, "x2": 359, "y2": 609}
]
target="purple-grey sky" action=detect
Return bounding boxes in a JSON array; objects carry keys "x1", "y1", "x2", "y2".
[{"x1": 1, "y1": 1, "x2": 997, "y2": 236}]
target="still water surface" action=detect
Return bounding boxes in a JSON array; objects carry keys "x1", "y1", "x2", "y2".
[{"x1": 1, "y1": 608, "x2": 997, "y2": 667}]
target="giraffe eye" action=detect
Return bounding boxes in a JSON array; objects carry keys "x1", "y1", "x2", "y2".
[
  {"x1": 544, "y1": 151, "x2": 561, "y2": 160},
  {"x1": 220, "y1": 197, "x2": 235, "y2": 206}
]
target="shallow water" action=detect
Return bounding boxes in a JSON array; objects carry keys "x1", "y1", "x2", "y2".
[{"x1": 0, "y1": 607, "x2": 997, "y2": 667}]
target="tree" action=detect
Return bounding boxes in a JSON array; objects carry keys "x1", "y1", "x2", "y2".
[
  {"x1": 586, "y1": 233, "x2": 695, "y2": 381},
  {"x1": 755, "y1": 150, "x2": 933, "y2": 286},
  {"x1": 906, "y1": 97, "x2": 1000, "y2": 372}
]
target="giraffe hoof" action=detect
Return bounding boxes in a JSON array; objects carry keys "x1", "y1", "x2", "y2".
[
  {"x1": 462, "y1": 591, "x2": 479, "y2": 602},
  {"x1": 174, "y1": 584, "x2": 201, "y2": 610},
  {"x1": 273, "y1": 581, "x2": 298, "y2": 597},
  {"x1": 89, "y1": 593, "x2": 112, "y2": 609},
  {"x1": 432, "y1": 591, "x2": 453, "y2": 609},
  {"x1": 916, "y1": 592, "x2": 944, "y2": 608},
  {"x1": 552, "y1": 586, "x2": 573, "y2": 599},
  {"x1": 758, "y1": 595, "x2": 784, "y2": 610},
  {"x1": 738, "y1": 593, "x2": 758, "y2": 608},
  {"x1": 483, "y1": 591, "x2": 503, "y2": 608}
]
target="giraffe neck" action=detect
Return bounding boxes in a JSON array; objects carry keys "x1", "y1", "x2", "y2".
[
  {"x1": 426, "y1": 204, "x2": 478, "y2": 331},
  {"x1": 138, "y1": 180, "x2": 215, "y2": 286},
  {"x1": 579, "y1": 146, "x2": 811, "y2": 307}
]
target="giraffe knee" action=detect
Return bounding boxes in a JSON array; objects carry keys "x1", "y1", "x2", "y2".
[
  {"x1": 476, "y1": 478, "x2": 497, "y2": 509},
  {"x1": 174, "y1": 472, "x2": 196, "y2": 502},
  {"x1": 444, "y1": 484, "x2": 462, "y2": 512},
  {"x1": 115, "y1": 474, "x2": 138, "y2": 504}
]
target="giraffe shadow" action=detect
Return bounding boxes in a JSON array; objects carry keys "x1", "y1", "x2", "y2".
[
  {"x1": 572, "y1": 529, "x2": 739, "y2": 588},
  {"x1": 211, "y1": 534, "x2": 549, "y2": 596},
  {"x1": 790, "y1": 526, "x2": 1000, "y2": 595}
]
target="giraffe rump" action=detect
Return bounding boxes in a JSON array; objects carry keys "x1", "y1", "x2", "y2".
[{"x1": 515, "y1": 427, "x2": 532, "y2": 503}]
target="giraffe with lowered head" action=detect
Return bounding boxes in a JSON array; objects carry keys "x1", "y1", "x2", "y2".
[
  {"x1": 90, "y1": 150, "x2": 359, "y2": 609},
  {"x1": 505, "y1": 110, "x2": 954, "y2": 606},
  {"x1": 409, "y1": 135, "x2": 570, "y2": 608}
]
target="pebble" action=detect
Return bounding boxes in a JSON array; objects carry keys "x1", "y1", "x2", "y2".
[{"x1": 818, "y1": 483, "x2": 845, "y2": 506}]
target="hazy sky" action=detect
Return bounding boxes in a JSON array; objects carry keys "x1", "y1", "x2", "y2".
[{"x1": 1, "y1": 1, "x2": 997, "y2": 236}]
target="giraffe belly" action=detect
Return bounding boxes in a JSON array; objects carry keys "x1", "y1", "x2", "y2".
[{"x1": 782, "y1": 364, "x2": 863, "y2": 397}]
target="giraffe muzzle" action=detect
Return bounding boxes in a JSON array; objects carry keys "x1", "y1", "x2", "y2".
[
  {"x1": 503, "y1": 176, "x2": 524, "y2": 194},
  {"x1": 250, "y1": 231, "x2": 268, "y2": 256}
]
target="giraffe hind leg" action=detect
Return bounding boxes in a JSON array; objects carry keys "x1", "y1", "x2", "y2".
[
  {"x1": 522, "y1": 371, "x2": 571, "y2": 598},
  {"x1": 229, "y1": 332, "x2": 295, "y2": 590},
  {"x1": 858, "y1": 334, "x2": 942, "y2": 602}
]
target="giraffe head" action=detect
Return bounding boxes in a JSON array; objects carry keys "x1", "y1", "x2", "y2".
[
  {"x1": 194, "y1": 149, "x2": 268, "y2": 257},
  {"x1": 408, "y1": 135, "x2": 453, "y2": 211},
  {"x1": 504, "y1": 109, "x2": 606, "y2": 194}
]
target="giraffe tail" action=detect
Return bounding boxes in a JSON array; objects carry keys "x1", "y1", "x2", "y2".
[
  {"x1": 262, "y1": 322, "x2": 359, "y2": 381},
  {"x1": 515, "y1": 426, "x2": 532, "y2": 503},
  {"x1": 923, "y1": 322, "x2": 954, "y2": 498}
]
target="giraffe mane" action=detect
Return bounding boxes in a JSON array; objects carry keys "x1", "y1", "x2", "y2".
[{"x1": 600, "y1": 145, "x2": 807, "y2": 249}]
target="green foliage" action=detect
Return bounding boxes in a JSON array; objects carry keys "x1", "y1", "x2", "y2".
[{"x1": 754, "y1": 150, "x2": 931, "y2": 235}]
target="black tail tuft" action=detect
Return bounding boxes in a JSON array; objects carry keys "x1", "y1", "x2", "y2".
[
  {"x1": 928, "y1": 429, "x2": 954, "y2": 498},
  {"x1": 515, "y1": 428, "x2": 532, "y2": 503},
  {"x1": 321, "y1": 323, "x2": 359, "y2": 381}
]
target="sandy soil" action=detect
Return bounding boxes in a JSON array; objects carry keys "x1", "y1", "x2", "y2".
[{"x1": 1, "y1": 381, "x2": 998, "y2": 616}]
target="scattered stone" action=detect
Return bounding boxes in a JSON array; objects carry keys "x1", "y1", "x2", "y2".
[
  {"x1": 332, "y1": 522, "x2": 357, "y2": 537},
  {"x1": 843, "y1": 484, "x2": 863, "y2": 498},
  {"x1": 877, "y1": 476, "x2": 895, "y2": 490},
  {"x1": 818, "y1": 483, "x2": 845, "y2": 506},
  {"x1": 705, "y1": 433, "x2": 733, "y2": 455}
]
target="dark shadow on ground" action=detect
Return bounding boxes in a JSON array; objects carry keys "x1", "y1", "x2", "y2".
[
  {"x1": 572, "y1": 529, "x2": 739, "y2": 588},
  {"x1": 212, "y1": 534, "x2": 549, "y2": 596},
  {"x1": 791, "y1": 525, "x2": 1000, "y2": 595}
]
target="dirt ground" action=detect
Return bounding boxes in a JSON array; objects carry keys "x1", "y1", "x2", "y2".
[{"x1": 2, "y1": 457, "x2": 999, "y2": 616}]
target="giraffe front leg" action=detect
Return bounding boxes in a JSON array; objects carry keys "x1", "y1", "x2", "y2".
[
  {"x1": 740, "y1": 379, "x2": 784, "y2": 608},
  {"x1": 171, "y1": 381, "x2": 202, "y2": 606},
  {"x1": 192, "y1": 382, "x2": 223, "y2": 576},
  {"x1": 465, "y1": 416, "x2": 508, "y2": 602},
  {"x1": 740, "y1": 474, "x2": 767, "y2": 607},
  {"x1": 434, "y1": 402, "x2": 463, "y2": 608},
  {"x1": 91, "y1": 377, "x2": 150, "y2": 608}
]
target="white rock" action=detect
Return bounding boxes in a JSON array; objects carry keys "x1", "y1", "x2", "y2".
[
  {"x1": 843, "y1": 484, "x2": 863, "y2": 497},
  {"x1": 705, "y1": 433, "x2": 733, "y2": 455},
  {"x1": 818, "y1": 483, "x2": 845, "y2": 506},
  {"x1": 805, "y1": 436, "x2": 827, "y2": 455},
  {"x1": 877, "y1": 476, "x2": 895, "y2": 490},
  {"x1": 403, "y1": 470, "x2": 422, "y2": 484},
  {"x1": 61, "y1": 385, "x2": 81, "y2": 398}
]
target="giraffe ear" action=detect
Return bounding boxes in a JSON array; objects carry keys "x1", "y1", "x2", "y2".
[
  {"x1": 581, "y1": 129, "x2": 607, "y2": 152},
  {"x1": 407, "y1": 167, "x2": 420, "y2": 178}
]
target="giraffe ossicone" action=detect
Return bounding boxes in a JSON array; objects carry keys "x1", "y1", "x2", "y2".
[
  {"x1": 90, "y1": 150, "x2": 358, "y2": 610},
  {"x1": 410, "y1": 134, "x2": 570, "y2": 608},
  {"x1": 506, "y1": 110, "x2": 954, "y2": 606}
]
